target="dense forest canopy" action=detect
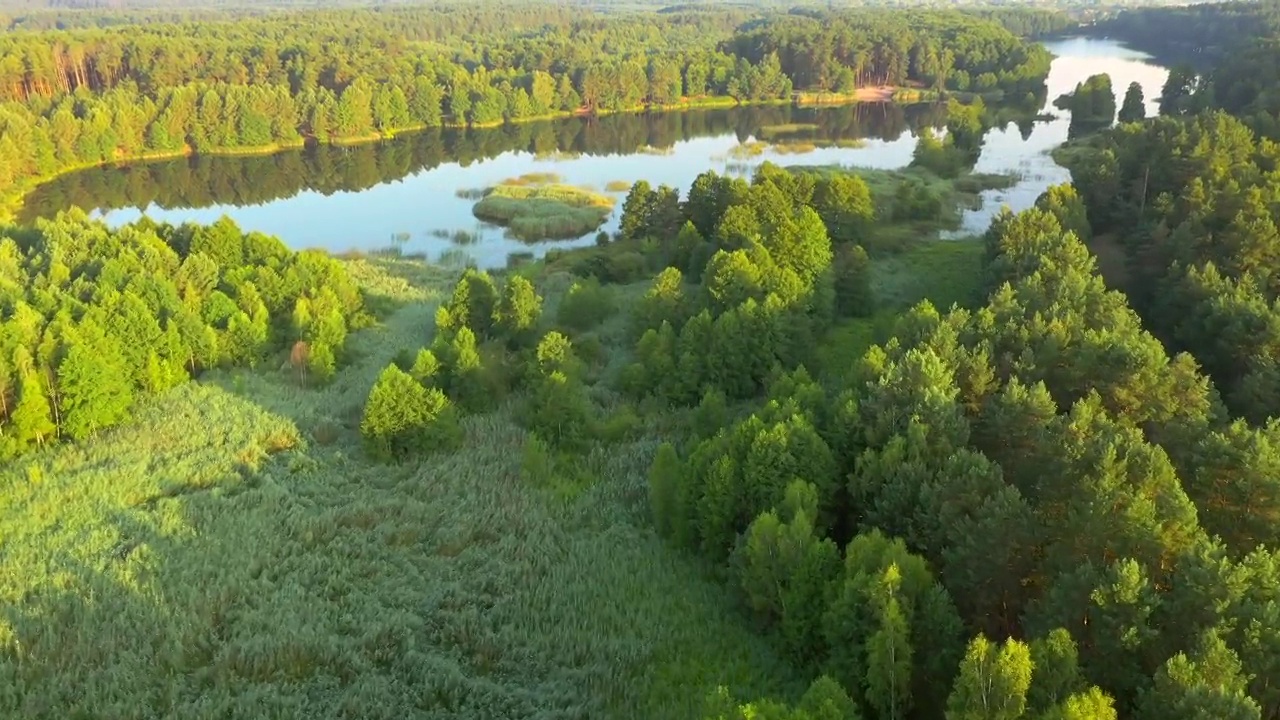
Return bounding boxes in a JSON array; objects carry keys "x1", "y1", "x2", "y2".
[{"x1": 16, "y1": 1, "x2": 1280, "y2": 719}]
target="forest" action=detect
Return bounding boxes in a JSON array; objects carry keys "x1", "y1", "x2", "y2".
[
  {"x1": 9, "y1": 1, "x2": 1280, "y2": 719},
  {"x1": 0, "y1": 4, "x2": 1053, "y2": 210}
]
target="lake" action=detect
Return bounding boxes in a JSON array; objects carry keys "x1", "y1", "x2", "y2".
[{"x1": 20, "y1": 37, "x2": 1169, "y2": 269}]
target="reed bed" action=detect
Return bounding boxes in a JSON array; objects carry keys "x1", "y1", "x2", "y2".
[
  {"x1": 0, "y1": 260, "x2": 802, "y2": 719},
  {"x1": 472, "y1": 184, "x2": 616, "y2": 242}
]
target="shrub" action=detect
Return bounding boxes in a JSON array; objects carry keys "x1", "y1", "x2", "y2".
[
  {"x1": 601, "y1": 251, "x2": 647, "y2": 284},
  {"x1": 361, "y1": 364, "x2": 461, "y2": 461},
  {"x1": 557, "y1": 278, "x2": 616, "y2": 332}
]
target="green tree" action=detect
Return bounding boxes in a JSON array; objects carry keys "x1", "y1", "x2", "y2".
[
  {"x1": 12, "y1": 369, "x2": 55, "y2": 447},
  {"x1": 945, "y1": 635, "x2": 1034, "y2": 720},
  {"x1": 1040, "y1": 688, "x2": 1118, "y2": 720},
  {"x1": 737, "y1": 480, "x2": 841, "y2": 661},
  {"x1": 1135, "y1": 630, "x2": 1262, "y2": 720},
  {"x1": 493, "y1": 274, "x2": 542, "y2": 344},
  {"x1": 865, "y1": 567, "x2": 915, "y2": 720},
  {"x1": 440, "y1": 268, "x2": 499, "y2": 338},
  {"x1": 1118, "y1": 82, "x2": 1146, "y2": 123},
  {"x1": 57, "y1": 334, "x2": 133, "y2": 441},
  {"x1": 812, "y1": 174, "x2": 874, "y2": 242},
  {"x1": 649, "y1": 442, "x2": 683, "y2": 538},
  {"x1": 410, "y1": 348, "x2": 440, "y2": 385},
  {"x1": 621, "y1": 180, "x2": 657, "y2": 240},
  {"x1": 308, "y1": 341, "x2": 336, "y2": 384},
  {"x1": 361, "y1": 364, "x2": 460, "y2": 461},
  {"x1": 1028, "y1": 629, "x2": 1084, "y2": 712}
]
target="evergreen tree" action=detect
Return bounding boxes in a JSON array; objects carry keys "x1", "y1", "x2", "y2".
[{"x1": 1118, "y1": 81, "x2": 1146, "y2": 123}]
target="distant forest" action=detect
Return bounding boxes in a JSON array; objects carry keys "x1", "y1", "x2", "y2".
[{"x1": 0, "y1": 4, "x2": 1059, "y2": 208}]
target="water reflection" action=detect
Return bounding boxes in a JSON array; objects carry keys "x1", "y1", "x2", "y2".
[
  {"x1": 20, "y1": 38, "x2": 1168, "y2": 268},
  {"x1": 946, "y1": 37, "x2": 1170, "y2": 236}
]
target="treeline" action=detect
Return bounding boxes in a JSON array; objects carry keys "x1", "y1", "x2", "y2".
[
  {"x1": 621, "y1": 183, "x2": 1280, "y2": 716},
  {"x1": 1096, "y1": 0, "x2": 1280, "y2": 66},
  {"x1": 0, "y1": 211, "x2": 367, "y2": 458},
  {"x1": 19, "y1": 102, "x2": 952, "y2": 222},
  {"x1": 964, "y1": 7, "x2": 1078, "y2": 38},
  {"x1": 0, "y1": 6, "x2": 1050, "y2": 204},
  {"x1": 727, "y1": 10, "x2": 1052, "y2": 95}
]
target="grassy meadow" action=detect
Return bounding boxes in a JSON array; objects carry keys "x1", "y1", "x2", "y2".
[
  {"x1": 0, "y1": 254, "x2": 807, "y2": 720},
  {"x1": 0, "y1": 160, "x2": 995, "y2": 719},
  {"x1": 472, "y1": 180, "x2": 616, "y2": 242}
]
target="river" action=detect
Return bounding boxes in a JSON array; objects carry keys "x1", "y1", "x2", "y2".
[{"x1": 19, "y1": 37, "x2": 1169, "y2": 269}]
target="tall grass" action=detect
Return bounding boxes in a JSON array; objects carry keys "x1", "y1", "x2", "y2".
[
  {"x1": 473, "y1": 184, "x2": 616, "y2": 242},
  {"x1": 871, "y1": 237, "x2": 986, "y2": 311},
  {"x1": 727, "y1": 141, "x2": 768, "y2": 160},
  {"x1": 756, "y1": 122, "x2": 820, "y2": 139},
  {"x1": 501, "y1": 171, "x2": 563, "y2": 187},
  {"x1": 0, "y1": 258, "x2": 804, "y2": 719}
]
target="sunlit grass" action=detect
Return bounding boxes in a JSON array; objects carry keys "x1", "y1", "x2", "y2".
[
  {"x1": 726, "y1": 141, "x2": 768, "y2": 160},
  {"x1": 502, "y1": 171, "x2": 563, "y2": 186},
  {"x1": 635, "y1": 145, "x2": 675, "y2": 156},
  {"x1": 473, "y1": 183, "x2": 616, "y2": 242},
  {"x1": 0, "y1": 253, "x2": 803, "y2": 719},
  {"x1": 770, "y1": 141, "x2": 818, "y2": 155},
  {"x1": 756, "y1": 122, "x2": 819, "y2": 139},
  {"x1": 533, "y1": 150, "x2": 582, "y2": 161}
]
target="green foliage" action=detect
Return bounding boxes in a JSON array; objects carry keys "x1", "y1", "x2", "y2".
[
  {"x1": 1136, "y1": 630, "x2": 1262, "y2": 720},
  {"x1": 1033, "y1": 184, "x2": 1091, "y2": 242},
  {"x1": 493, "y1": 274, "x2": 543, "y2": 344},
  {"x1": 521, "y1": 332, "x2": 593, "y2": 451},
  {"x1": 360, "y1": 363, "x2": 461, "y2": 461},
  {"x1": 649, "y1": 441, "x2": 684, "y2": 539},
  {"x1": 635, "y1": 266, "x2": 691, "y2": 337},
  {"x1": 438, "y1": 268, "x2": 499, "y2": 338},
  {"x1": 812, "y1": 174, "x2": 874, "y2": 242},
  {"x1": 1118, "y1": 81, "x2": 1146, "y2": 123},
  {"x1": 556, "y1": 277, "x2": 616, "y2": 332},
  {"x1": 473, "y1": 183, "x2": 615, "y2": 241},
  {"x1": 824, "y1": 530, "x2": 964, "y2": 718},
  {"x1": 945, "y1": 635, "x2": 1034, "y2": 720},
  {"x1": 736, "y1": 479, "x2": 841, "y2": 664},
  {"x1": 0, "y1": 213, "x2": 364, "y2": 459}
]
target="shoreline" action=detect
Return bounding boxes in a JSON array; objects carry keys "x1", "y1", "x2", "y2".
[
  {"x1": 0, "y1": 92, "x2": 894, "y2": 219},
  {"x1": 1, "y1": 84, "x2": 1023, "y2": 221}
]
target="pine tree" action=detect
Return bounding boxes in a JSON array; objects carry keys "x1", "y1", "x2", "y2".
[{"x1": 1118, "y1": 81, "x2": 1146, "y2": 123}]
